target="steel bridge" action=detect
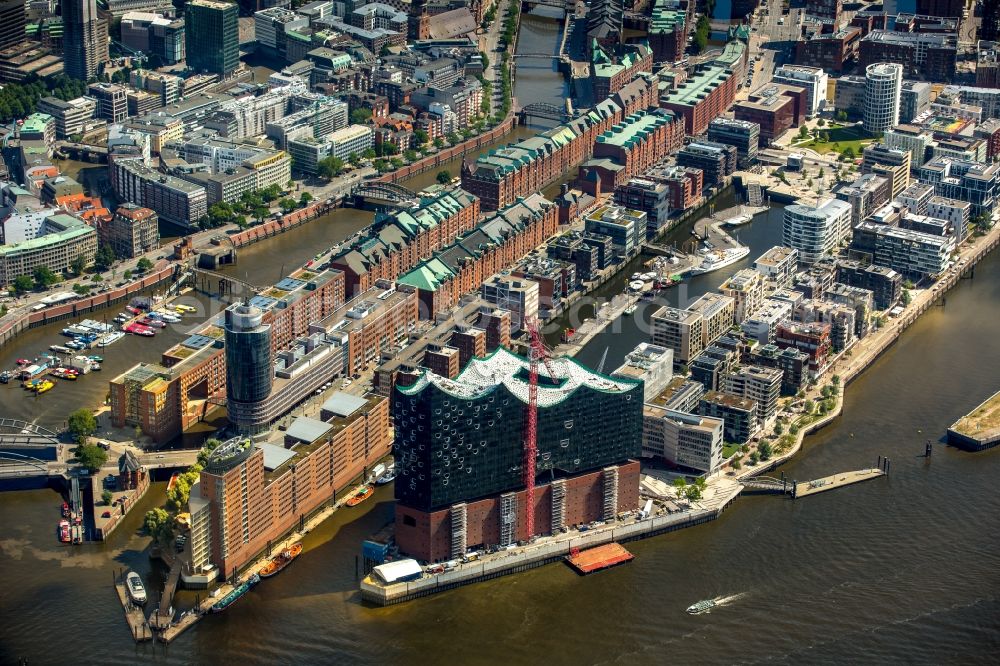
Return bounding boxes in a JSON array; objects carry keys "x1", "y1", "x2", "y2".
[
  {"x1": 354, "y1": 181, "x2": 420, "y2": 209},
  {"x1": 741, "y1": 476, "x2": 792, "y2": 494},
  {"x1": 189, "y1": 266, "x2": 265, "y2": 296},
  {"x1": 0, "y1": 419, "x2": 60, "y2": 447},
  {"x1": 518, "y1": 103, "x2": 572, "y2": 122}
]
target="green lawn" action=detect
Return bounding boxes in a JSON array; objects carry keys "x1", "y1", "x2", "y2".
[
  {"x1": 802, "y1": 124, "x2": 876, "y2": 156},
  {"x1": 722, "y1": 443, "x2": 742, "y2": 459}
]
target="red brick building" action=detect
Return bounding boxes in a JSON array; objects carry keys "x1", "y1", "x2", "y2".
[
  {"x1": 462, "y1": 75, "x2": 658, "y2": 209},
  {"x1": 394, "y1": 461, "x2": 640, "y2": 562},
  {"x1": 734, "y1": 84, "x2": 807, "y2": 145},
  {"x1": 658, "y1": 65, "x2": 738, "y2": 136},
  {"x1": 795, "y1": 26, "x2": 861, "y2": 72},
  {"x1": 331, "y1": 187, "x2": 480, "y2": 296},
  {"x1": 775, "y1": 321, "x2": 831, "y2": 372}
]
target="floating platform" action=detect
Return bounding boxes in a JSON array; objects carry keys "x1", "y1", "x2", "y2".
[
  {"x1": 566, "y1": 543, "x2": 634, "y2": 575},
  {"x1": 947, "y1": 389, "x2": 1000, "y2": 451},
  {"x1": 793, "y1": 468, "x2": 885, "y2": 498},
  {"x1": 113, "y1": 573, "x2": 153, "y2": 642}
]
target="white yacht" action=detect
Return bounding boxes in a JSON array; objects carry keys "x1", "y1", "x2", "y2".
[{"x1": 687, "y1": 246, "x2": 751, "y2": 276}]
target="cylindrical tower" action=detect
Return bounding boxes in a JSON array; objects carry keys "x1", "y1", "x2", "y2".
[
  {"x1": 863, "y1": 63, "x2": 903, "y2": 135},
  {"x1": 224, "y1": 303, "x2": 272, "y2": 432}
]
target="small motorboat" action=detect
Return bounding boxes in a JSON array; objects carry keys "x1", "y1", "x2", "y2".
[
  {"x1": 140, "y1": 317, "x2": 166, "y2": 328},
  {"x1": 686, "y1": 599, "x2": 716, "y2": 615},
  {"x1": 61, "y1": 502, "x2": 70, "y2": 517},
  {"x1": 259, "y1": 543, "x2": 303, "y2": 578},
  {"x1": 0, "y1": 371, "x2": 11, "y2": 384},
  {"x1": 125, "y1": 572, "x2": 147, "y2": 605},
  {"x1": 49, "y1": 345, "x2": 72, "y2": 354},
  {"x1": 375, "y1": 471, "x2": 395, "y2": 485},
  {"x1": 345, "y1": 485, "x2": 374, "y2": 507},
  {"x1": 35, "y1": 380, "x2": 55, "y2": 394},
  {"x1": 87, "y1": 355, "x2": 103, "y2": 363}
]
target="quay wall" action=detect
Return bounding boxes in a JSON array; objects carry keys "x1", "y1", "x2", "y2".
[
  {"x1": 0, "y1": 263, "x2": 178, "y2": 348},
  {"x1": 360, "y1": 486, "x2": 741, "y2": 606}
]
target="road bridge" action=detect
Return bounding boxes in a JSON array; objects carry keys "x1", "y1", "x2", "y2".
[
  {"x1": 353, "y1": 181, "x2": 420, "y2": 210},
  {"x1": 188, "y1": 266, "x2": 264, "y2": 297},
  {"x1": 518, "y1": 102, "x2": 572, "y2": 122}
]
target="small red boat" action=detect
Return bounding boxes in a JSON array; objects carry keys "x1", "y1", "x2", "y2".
[
  {"x1": 61, "y1": 502, "x2": 70, "y2": 518},
  {"x1": 139, "y1": 317, "x2": 166, "y2": 328},
  {"x1": 345, "y1": 486, "x2": 374, "y2": 507},
  {"x1": 124, "y1": 322, "x2": 155, "y2": 336},
  {"x1": 259, "y1": 542, "x2": 303, "y2": 578}
]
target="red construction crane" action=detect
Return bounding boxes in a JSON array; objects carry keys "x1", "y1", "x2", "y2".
[{"x1": 523, "y1": 317, "x2": 557, "y2": 540}]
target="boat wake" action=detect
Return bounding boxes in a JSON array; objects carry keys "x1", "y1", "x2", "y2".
[{"x1": 711, "y1": 592, "x2": 746, "y2": 608}]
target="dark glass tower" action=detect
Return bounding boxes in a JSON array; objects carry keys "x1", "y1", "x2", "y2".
[
  {"x1": 224, "y1": 303, "x2": 272, "y2": 434},
  {"x1": 63, "y1": 0, "x2": 109, "y2": 81},
  {"x1": 185, "y1": 0, "x2": 240, "y2": 75}
]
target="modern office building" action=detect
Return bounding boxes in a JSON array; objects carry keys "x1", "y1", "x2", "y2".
[
  {"x1": 707, "y1": 118, "x2": 760, "y2": 169},
  {"x1": 0, "y1": 0, "x2": 26, "y2": 52},
  {"x1": 224, "y1": 303, "x2": 274, "y2": 436},
  {"x1": 918, "y1": 157, "x2": 1000, "y2": 218},
  {"x1": 741, "y1": 297, "x2": 793, "y2": 345},
  {"x1": 720, "y1": 268, "x2": 765, "y2": 324},
  {"x1": 723, "y1": 365, "x2": 783, "y2": 424},
  {"x1": 836, "y1": 173, "x2": 892, "y2": 226},
  {"x1": 675, "y1": 141, "x2": 737, "y2": 187},
  {"x1": 773, "y1": 65, "x2": 828, "y2": 116},
  {"x1": 734, "y1": 84, "x2": 807, "y2": 145},
  {"x1": 863, "y1": 63, "x2": 903, "y2": 134},
  {"x1": 899, "y1": 80, "x2": 931, "y2": 123},
  {"x1": 699, "y1": 391, "x2": 758, "y2": 444},
  {"x1": 861, "y1": 143, "x2": 911, "y2": 199},
  {"x1": 287, "y1": 124, "x2": 374, "y2": 174},
  {"x1": 641, "y1": 406, "x2": 723, "y2": 474},
  {"x1": 859, "y1": 31, "x2": 957, "y2": 81},
  {"x1": 782, "y1": 198, "x2": 852, "y2": 264},
  {"x1": 583, "y1": 204, "x2": 645, "y2": 258},
  {"x1": 652, "y1": 306, "x2": 704, "y2": 365},
  {"x1": 852, "y1": 222, "x2": 954, "y2": 279},
  {"x1": 0, "y1": 212, "x2": 97, "y2": 285},
  {"x1": 613, "y1": 342, "x2": 674, "y2": 402},
  {"x1": 391, "y1": 348, "x2": 643, "y2": 561},
  {"x1": 186, "y1": 0, "x2": 239, "y2": 76},
  {"x1": 754, "y1": 246, "x2": 799, "y2": 287},
  {"x1": 63, "y1": 0, "x2": 109, "y2": 81},
  {"x1": 836, "y1": 260, "x2": 901, "y2": 310}
]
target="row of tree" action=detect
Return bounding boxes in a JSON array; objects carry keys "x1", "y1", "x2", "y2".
[{"x1": 0, "y1": 75, "x2": 88, "y2": 124}]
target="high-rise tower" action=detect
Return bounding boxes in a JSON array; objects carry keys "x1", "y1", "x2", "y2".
[
  {"x1": 864, "y1": 63, "x2": 903, "y2": 135},
  {"x1": 224, "y1": 303, "x2": 273, "y2": 435},
  {"x1": 63, "y1": 0, "x2": 109, "y2": 81},
  {"x1": 185, "y1": 0, "x2": 240, "y2": 76}
]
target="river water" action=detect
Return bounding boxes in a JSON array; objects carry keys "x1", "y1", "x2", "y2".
[{"x1": 5, "y1": 17, "x2": 999, "y2": 664}]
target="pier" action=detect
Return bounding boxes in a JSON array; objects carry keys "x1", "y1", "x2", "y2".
[
  {"x1": 947, "y1": 389, "x2": 1000, "y2": 451},
  {"x1": 792, "y1": 468, "x2": 886, "y2": 498},
  {"x1": 113, "y1": 569, "x2": 153, "y2": 642}
]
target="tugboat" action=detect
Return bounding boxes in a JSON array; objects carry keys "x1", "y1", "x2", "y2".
[
  {"x1": 126, "y1": 572, "x2": 147, "y2": 605},
  {"x1": 58, "y1": 520, "x2": 71, "y2": 543},
  {"x1": 345, "y1": 485, "x2": 374, "y2": 507},
  {"x1": 259, "y1": 543, "x2": 303, "y2": 578},
  {"x1": 686, "y1": 598, "x2": 716, "y2": 615},
  {"x1": 210, "y1": 574, "x2": 260, "y2": 613}
]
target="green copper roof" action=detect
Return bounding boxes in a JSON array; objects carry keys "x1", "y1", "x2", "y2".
[{"x1": 397, "y1": 258, "x2": 454, "y2": 292}]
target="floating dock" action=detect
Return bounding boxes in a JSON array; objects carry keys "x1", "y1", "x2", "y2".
[
  {"x1": 947, "y1": 389, "x2": 1000, "y2": 451},
  {"x1": 113, "y1": 570, "x2": 152, "y2": 642},
  {"x1": 793, "y1": 468, "x2": 885, "y2": 498},
  {"x1": 566, "y1": 543, "x2": 634, "y2": 575}
]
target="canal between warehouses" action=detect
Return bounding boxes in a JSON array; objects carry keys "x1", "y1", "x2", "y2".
[
  {"x1": 3, "y1": 14, "x2": 1000, "y2": 663},
  {"x1": 0, "y1": 13, "x2": 575, "y2": 430}
]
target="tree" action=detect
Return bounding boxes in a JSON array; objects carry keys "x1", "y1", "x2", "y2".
[
  {"x1": 817, "y1": 118, "x2": 826, "y2": 127},
  {"x1": 362, "y1": 148, "x2": 376, "y2": 159},
  {"x1": 12, "y1": 275, "x2": 33, "y2": 294},
  {"x1": 901, "y1": 288, "x2": 912, "y2": 306},
  {"x1": 433, "y1": 137, "x2": 445, "y2": 149},
  {"x1": 299, "y1": 191, "x2": 313, "y2": 207},
  {"x1": 673, "y1": 477, "x2": 687, "y2": 500},
  {"x1": 253, "y1": 206, "x2": 269, "y2": 224},
  {"x1": 758, "y1": 440, "x2": 773, "y2": 461},
  {"x1": 390, "y1": 157, "x2": 404, "y2": 168},
  {"x1": 685, "y1": 484, "x2": 702, "y2": 501},
  {"x1": 279, "y1": 197, "x2": 298, "y2": 214},
  {"x1": 832, "y1": 375, "x2": 841, "y2": 385},
  {"x1": 350, "y1": 107, "x2": 372, "y2": 124},
  {"x1": 798, "y1": 125, "x2": 809, "y2": 139},
  {"x1": 803, "y1": 399, "x2": 815, "y2": 414},
  {"x1": 836, "y1": 110, "x2": 848, "y2": 122},
  {"x1": 102, "y1": 489, "x2": 114, "y2": 505},
  {"x1": 446, "y1": 132, "x2": 460, "y2": 145},
  {"x1": 731, "y1": 458, "x2": 742, "y2": 470},
  {"x1": 76, "y1": 444, "x2": 107, "y2": 473},
  {"x1": 123, "y1": 269, "x2": 132, "y2": 280},
  {"x1": 404, "y1": 149, "x2": 419, "y2": 162},
  {"x1": 143, "y1": 507, "x2": 171, "y2": 541},
  {"x1": 33, "y1": 265, "x2": 58, "y2": 288},
  {"x1": 748, "y1": 451, "x2": 759, "y2": 465},
  {"x1": 413, "y1": 129, "x2": 429, "y2": 145},
  {"x1": 774, "y1": 423, "x2": 784, "y2": 436},
  {"x1": 842, "y1": 146, "x2": 856, "y2": 160},
  {"x1": 197, "y1": 438, "x2": 223, "y2": 466},
  {"x1": 693, "y1": 15, "x2": 710, "y2": 53},
  {"x1": 317, "y1": 156, "x2": 345, "y2": 179},
  {"x1": 136, "y1": 257, "x2": 153, "y2": 272},
  {"x1": 70, "y1": 254, "x2": 87, "y2": 276},
  {"x1": 436, "y1": 170, "x2": 452, "y2": 185},
  {"x1": 68, "y1": 408, "x2": 97, "y2": 442},
  {"x1": 818, "y1": 168, "x2": 825, "y2": 179}
]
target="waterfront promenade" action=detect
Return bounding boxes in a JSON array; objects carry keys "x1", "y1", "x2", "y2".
[{"x1": 738, "y1": 221, "x2": 1000, "y2": 480}]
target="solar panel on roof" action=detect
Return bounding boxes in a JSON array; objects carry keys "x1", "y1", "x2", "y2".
[{"x1": 182, "y1": 334, "x2": 215, "y2": 350}]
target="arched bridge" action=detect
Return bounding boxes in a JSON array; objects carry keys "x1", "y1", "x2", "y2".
[
  {"x1": 189, "y1": 266, "x2": 266, "y2": 296},
  {"x1": 354, "y1": 181, "x2": 420, "y2": 209},
  {"x1": 518, "y1": 103, "x2": 572, "y2": 122}
]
